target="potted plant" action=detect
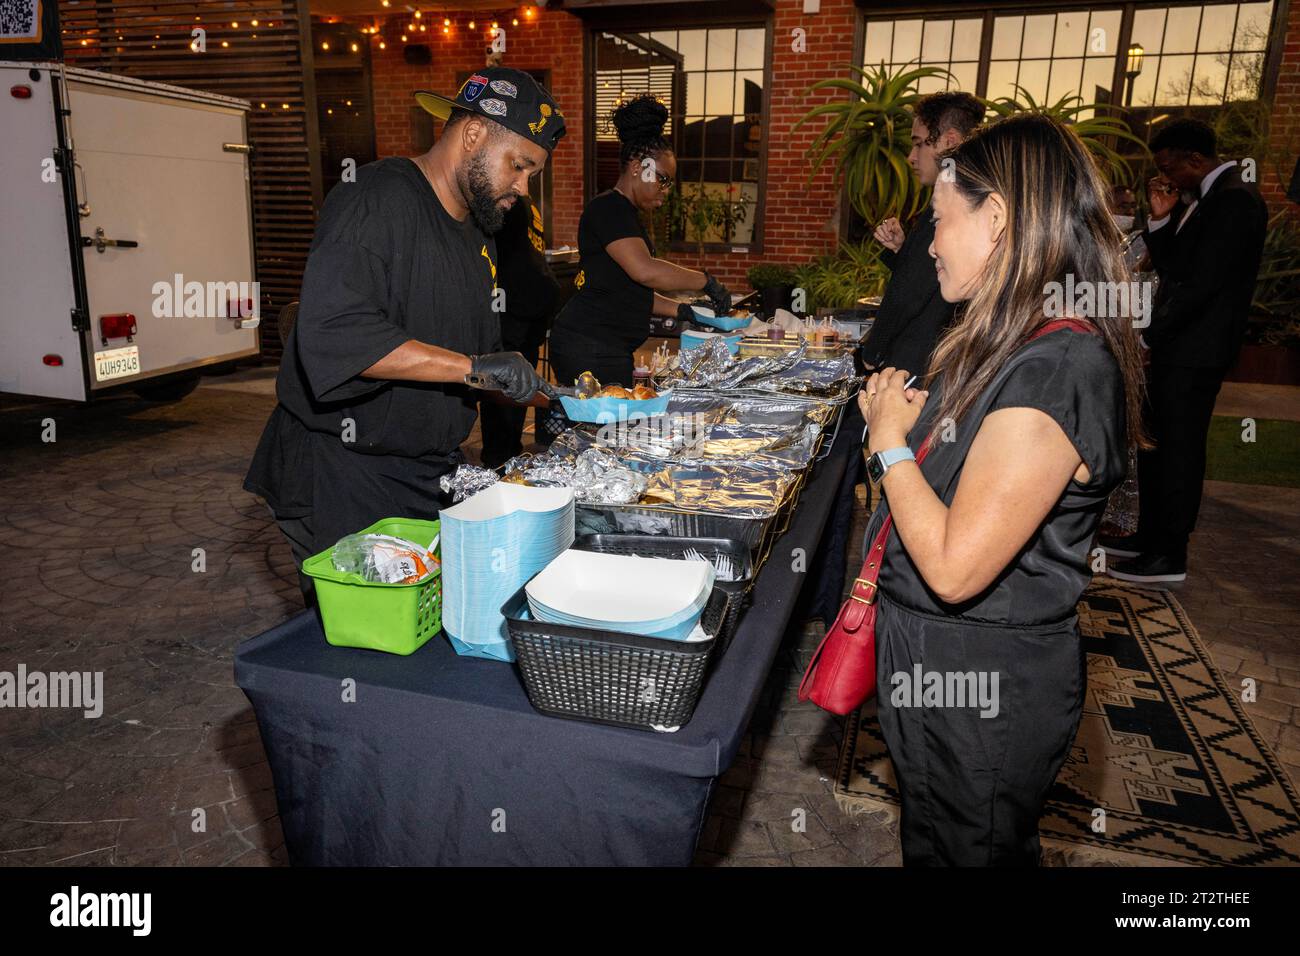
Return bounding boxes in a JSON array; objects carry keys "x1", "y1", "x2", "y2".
[
  {"x1": 1230, "y1": 211, "x2": 1300, "y2": 385},
  {"x1": 747, "y1": 263, "x2": 798, "y2": 315},
  {"x1": 792, "y1": 242, "x2": 890, "y2": 315},
  {"x1": 678, "y1": 184, "x2": 749, "y2": 259}
]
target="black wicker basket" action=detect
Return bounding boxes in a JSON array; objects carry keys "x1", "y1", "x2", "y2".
[
  {"x1": 503, "y1": 586, "x2": 728, "y2": 732},
  {"x1": 571, "y1": 534, "x2": 753, "y2": 655}
]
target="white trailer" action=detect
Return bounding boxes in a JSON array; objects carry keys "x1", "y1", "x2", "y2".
[{"x1": 0, "y1": 61, "x2": 259, "y2": 402}]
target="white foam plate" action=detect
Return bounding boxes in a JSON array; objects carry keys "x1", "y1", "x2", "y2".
[{"x1": 525, "y1": 550, "x2": 713, "y2": 624}]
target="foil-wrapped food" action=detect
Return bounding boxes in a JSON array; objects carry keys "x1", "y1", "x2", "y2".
[{"x1": 659, "y1": 337, "x2": 857, "y2": 400}]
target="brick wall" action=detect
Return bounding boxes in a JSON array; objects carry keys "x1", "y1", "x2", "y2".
[
  {"x1": 357, "y1": 0, "x2": 859, "y2": 290},
  {"x1": 363, "y1": 9, "x2": 585, "y2": 248},
  {"x1": 359, "y1": 0, "x2": 1299, "y2": 287},
  {"x1": 1262, "y1": 0, "x2": 1300, "y2": 218}
]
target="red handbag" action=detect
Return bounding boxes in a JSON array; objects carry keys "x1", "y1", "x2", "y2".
[{"x1": 798, "y1": 317, "x2": 1098, "y2": 715}]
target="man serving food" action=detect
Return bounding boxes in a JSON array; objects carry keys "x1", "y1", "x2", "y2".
[{"x1": 244, "y1": 68, "x2": 566, "y2": 601}]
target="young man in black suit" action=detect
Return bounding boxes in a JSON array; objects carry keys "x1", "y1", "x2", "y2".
[
  {"x1": 1104, "y1": 119, "x2": 1268, "y2": 584},
  {"x1": 860, "y1": 91, "x2": 985, "y2": 377}
]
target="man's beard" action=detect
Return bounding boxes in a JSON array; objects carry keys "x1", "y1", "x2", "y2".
[{"x1": 462, "y1": 150, "x2": 513, "y2": 233}]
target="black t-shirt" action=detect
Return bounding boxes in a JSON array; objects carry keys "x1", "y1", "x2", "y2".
[
  {"x1": 551, "y1": 189, "x2": 654, "y2": 351},
  {"x1": 244, "y1": 157, "x2": 500, "y2": 533},
  {"x1": 496, "y1": 198, "x2": 560, "y2": 349},
  {"x1": 876, "y1": 328, "x2": 1126, "y2": 626}
]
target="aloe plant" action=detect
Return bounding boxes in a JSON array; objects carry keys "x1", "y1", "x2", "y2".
[
  {"x1": 981, "y1": 85, "x2": 1149, "y2": 186},
  {"x1": 795, "y1": 64, "x2": 954, "y2": 225}
]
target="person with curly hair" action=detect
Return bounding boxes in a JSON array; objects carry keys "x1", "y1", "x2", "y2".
[{"x1": 548, "y1": 94, "x2": 731, "y2": 389}]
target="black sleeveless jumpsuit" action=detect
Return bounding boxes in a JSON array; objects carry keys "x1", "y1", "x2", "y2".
[{"x1": 870, "y1": 327, "x2": 1127, "y2": 865}]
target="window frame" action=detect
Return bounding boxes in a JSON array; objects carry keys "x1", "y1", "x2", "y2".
[{"x1": 582, "y1": 12, "x2": 775, "y2": 256}]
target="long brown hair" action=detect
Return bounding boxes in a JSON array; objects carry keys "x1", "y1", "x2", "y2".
[{"x1": 925, "y1": 113, "x2": 1148, "y2": 450}]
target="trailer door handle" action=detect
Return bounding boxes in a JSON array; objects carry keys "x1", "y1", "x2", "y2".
[
  {"x1": 82, "y1": 226, "x2": 139, "y2": 253},
  {"x1": 222, "y1": 142, "x2": 252, "y2": 153}
]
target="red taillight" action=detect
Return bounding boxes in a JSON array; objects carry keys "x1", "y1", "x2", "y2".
[
  {"x1": 42, "y1": 354, "x2": 63, "y2": 367},
  {"x1": 100, "y1": 313, "x2": 137, "y2": 340},
  {"x1": 10, "y1": 85, "x2": 32, "y2": 99}
]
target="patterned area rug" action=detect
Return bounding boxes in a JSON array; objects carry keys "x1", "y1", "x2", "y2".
[{"x1": 835, "y1": 579, "x2": 1300, "y2": 865}]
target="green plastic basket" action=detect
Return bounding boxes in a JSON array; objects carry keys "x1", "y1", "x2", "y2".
[{"x1": 301, "y1": 517, "x2": 442, "y2": 656}]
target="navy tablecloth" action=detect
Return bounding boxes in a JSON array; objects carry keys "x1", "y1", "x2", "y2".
[{"x1": 234, "y1": 423, "x2": 855, "y2": 865}]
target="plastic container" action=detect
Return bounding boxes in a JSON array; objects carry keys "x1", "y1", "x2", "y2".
[
  {"x1": 301, "y1": 517, "x2": 442, "y2": 656},
  {"x1": 504, "y1": 585, "x2": 729, "y2": 732}
]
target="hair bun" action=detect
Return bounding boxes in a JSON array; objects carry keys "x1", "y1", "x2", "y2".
[{"x1": 612, "y1": 94, "x2": 668, "y2": 144}]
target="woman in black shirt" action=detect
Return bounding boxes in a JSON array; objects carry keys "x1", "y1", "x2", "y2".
[
  {"x1": 549, "y1": 95, "x2": 730, "y2": 387},
  {"x1": 857, "y1": 114, "x2": 1147, "y2": 865}
]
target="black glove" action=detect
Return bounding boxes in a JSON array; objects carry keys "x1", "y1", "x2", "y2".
[
  {"x1": 675, "y1": 302, "x2": 696, "y2": 326},
  {"x1": 702, "y1": 271, "x2": 731, "y2": 316},
  {"x1": 468, "y1": 352, "x2": 555, "y2": 403}
]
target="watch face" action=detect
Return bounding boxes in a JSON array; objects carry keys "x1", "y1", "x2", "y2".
[{"x1": 866, "y1": 453, "x2": 884, "y2": 483}]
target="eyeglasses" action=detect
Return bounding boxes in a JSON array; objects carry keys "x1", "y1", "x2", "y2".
[{"x1": 655, "y1": 172, "x2": 674, "y2": 191}]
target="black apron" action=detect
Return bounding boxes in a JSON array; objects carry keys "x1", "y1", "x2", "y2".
[{"x1": 869, "y1": 327, "x2": 1126, "y2": 865}]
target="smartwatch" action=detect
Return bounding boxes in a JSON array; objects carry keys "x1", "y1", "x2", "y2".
[{"x1": 866, "y1": 446, "x2": 915, "y2": 483}]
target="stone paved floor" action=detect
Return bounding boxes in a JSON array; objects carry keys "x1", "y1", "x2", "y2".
[{"x1": 1, "y1": 367, "x2": 1297, "y2": 867}]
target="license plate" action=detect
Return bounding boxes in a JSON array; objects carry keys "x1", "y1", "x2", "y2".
[{"x1": 94, "y1": 346, "x2": 141, "y2": 382}]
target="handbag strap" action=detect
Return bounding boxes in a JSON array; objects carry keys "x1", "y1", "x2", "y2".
[{"x1": 841, "y1": 316, "x2": 1100, "y2": 622}]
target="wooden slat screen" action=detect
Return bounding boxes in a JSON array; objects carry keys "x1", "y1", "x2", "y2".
[{"x1": 60, "y1": 0, "x2": 322, "y2": 361}]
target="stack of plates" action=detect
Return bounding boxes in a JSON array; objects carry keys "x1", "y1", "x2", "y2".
[
  {"x1": 441, "y1": 484, "x2": 575, "y2": 661},
  {"x1": 525, "y1": 550, "x2": 715, "y2": 642}
]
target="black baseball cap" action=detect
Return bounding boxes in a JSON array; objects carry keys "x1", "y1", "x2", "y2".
[{"x1": 415, "y1": 67, "x2": 567, "y2": 153}]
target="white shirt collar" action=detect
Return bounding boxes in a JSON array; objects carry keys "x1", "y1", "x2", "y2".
[{"x1": 1200, "y1": 160, "x2": 1236, "y2": 198}]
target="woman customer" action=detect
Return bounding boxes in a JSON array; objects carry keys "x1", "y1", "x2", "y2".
[
  {"x1": 548, "y1": 94, "x2": 730, "y2": 388},
  {"x1": 858, "y1": 113, "x2": 1146, "y2": 866}
]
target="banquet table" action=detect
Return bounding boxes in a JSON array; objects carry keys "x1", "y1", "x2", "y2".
[{"x1": 233, "y1": 421, "x2": 856, "y2": 866}]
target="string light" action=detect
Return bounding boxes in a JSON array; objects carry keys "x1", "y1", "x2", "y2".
[
  {"x1": 469, "y1": 20, "x2": 475, "y2": 29},
  {"x1": 251, "y1": 19, "x2": 258, "y2": 27},
  {"x1": 350, "y1": 42, "x2": 358, "y2": 52},
  {"x1": 400, "y1": 34, "x2": 407, "y2": 41},
  {"x1": 321, "y1": 41, "x2": 329, "y2": 50},
  {"x1": 382, "y1": 0, "x2": 390, "y2": 6},
  {"x1": 444, "y1": 18, "x2": 450, "y2": 26},
  {"x1": 379, "y1": 41, "x2": 386, "y2": 49},
  {"x1": 231, "y1": 21, "x2": 238, "y2": 28},
  {"x1": 414, "y1": 10, "x2": 421, "y2": 18},
  {"x1": 512, "y1": 17, "x2": 519, "y2": 26}
]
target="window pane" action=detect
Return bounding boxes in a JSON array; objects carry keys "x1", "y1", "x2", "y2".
[
  {"x1": 705, "y1": 71, "x2": 733, "y2": 115},
  {"x1": 950, "y1": 61, "x2": 978, "y2": 93},
  {"x1": 985, "y1": 60, "x2": 1020, "y2": 102},
  {"x1": 1189, "y1": 52, "x2": 1229, "y2": 104},
  {"x1": 1081, "y1": 57, "x2": 1115, "y2": 105},
  {"x1": 1131, "y1": 9, "x2": 1167, "y2": 53},
  {"x1": 1087, "y1": 10, "x2": 1122, "y2": 57},
  {"x1": 1156, "y1": 53, "x2": 1195, "y2": 104},
  {"x1": 893, "y1": 19, "x2": 923, "y2": 62},
  {"x1": 736, "y1": 28, "x2": 764, "y2": 70},
  {"x1": 917, "y1": 74, "x2": 947, "y2": 95},
  {"x1": 1227, "y1": 50, "x2": 1264, "y2": 100},
  {"x1": 992, "y1": 16, "x2": 1022, "y2": 59},
  {"x1": 1022, "y1": 14, "x2": 1055, "y2": 58},
  {"x1": 922, "y1": 19, "x2": 953, "y2": 61},
  {"x1": 1163, "y1": 6, "x2": 1200, "y2": 54},
  {"x1": 734, "y1": 70, "x2": 762, "y2": 116},
  {"x1": 1129, "y1": 56, "x2": 1159, "y2": 106},
  {"x1": 952, "y1": 19, "x2": 982, "y2": 61},
  {"x1": 706, "y1": 28, "x2": 735, "y2": 70},
  {"x1": 1048, "y1": 57, "x2": 1084, "y2": 102},
  {"x1": 864, "y1": 21, "x2": 892, "y2": 64},
  {"x1": 678, "y1": 29, "x2": 706, "y2": 72},
  {"x1": 649, "y1": 31, "x2": 676, "y2": 50},
  {"x1": 1053, "y1": 10, "x2": 1087, "y2": 58},
  {"x1": 686, "y1": 82, "x2": 704, "y2": 118},
  {"x1": 1018, "y1": 59, "x2": 1050, "y2": 100},
  {"x1": 1198, "y1": 4, "x2": 1237, "y2": 50},
  {"x1": 1236, "y1": 3, "x2": 1273, "y2": 47}
]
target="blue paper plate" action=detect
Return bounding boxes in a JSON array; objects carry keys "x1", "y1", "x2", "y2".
[
  {"x1": 692, "y1": 308, "x2": 753, "y2": 332},
  {"x1": 559, "y1": 389, "x2": 672, "y2": 424}
]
